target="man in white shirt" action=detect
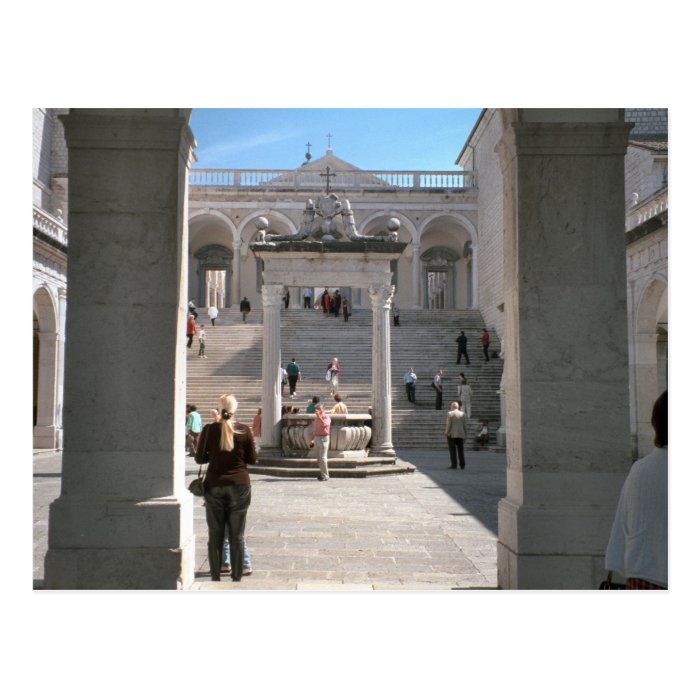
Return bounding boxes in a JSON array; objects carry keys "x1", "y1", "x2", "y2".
[
  {"x1": 404, "y1": 367, "x2": 417, "y2": 402},
  {"x1": 208, "y1": 305, "x2": 218, "y2": 326},
  {"x1": 432, "y1": 370, "x2": 444, "y2": 410},
  {"x1": 303, "y1": 287, "x2": 313, "y2": 309}
]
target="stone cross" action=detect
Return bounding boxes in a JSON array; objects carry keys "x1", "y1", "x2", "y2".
[
  {"x1": 320, "y1": 166, "x2": 336, "y2": 194},
  {"x1": 326, "y1": 132, "x2": 333, "y2": 148}
]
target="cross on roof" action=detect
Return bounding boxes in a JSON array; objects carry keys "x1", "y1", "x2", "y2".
[
  {"x1": 326, "y1": 132, "x2": 333, "y2": 148},
  {"x1": 320, "y1": 165, "x2": 336, "y2": 193},
  {"x1": 305, "y1": 141, "x2": 312, "y2": 152}
]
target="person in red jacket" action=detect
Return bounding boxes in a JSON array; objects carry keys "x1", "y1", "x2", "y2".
[
  {"x1": 481, "y1": 328, "x2": 490, "y2": 362},
  {"x1": 186, "y1": 314, "x2": 196, "y2": 349}
]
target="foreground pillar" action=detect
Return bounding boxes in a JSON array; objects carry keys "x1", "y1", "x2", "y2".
[
  {"x1": 260, "y1": 283, "x2": 285, "y2": 451},
  {"x1": 496, "y1": 110, "x2": 632, "y2": 589},
  {"x1": 44, "y1": 109, "x2": 195, "y2": 589},
  {"x1": 368, "y1": 283, "x2": 395, "y2": 456}
]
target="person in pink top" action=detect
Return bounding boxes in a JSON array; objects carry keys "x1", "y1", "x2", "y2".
[{"x1": 310, "y1": 403, "x2": 331, "y2": 481}]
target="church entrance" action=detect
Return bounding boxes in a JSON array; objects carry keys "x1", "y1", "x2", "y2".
[
  {"x1": 194, "y1": 244, "x2": 233, "y2": 308},
  {"x1": 421, "y1": 246, "x2": 459, "y2": 309}
]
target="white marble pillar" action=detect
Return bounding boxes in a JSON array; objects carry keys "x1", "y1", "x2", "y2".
[
  {"x1": 34, "y1": 330, "x2": 59, "y2": 448},
  {"x1": 368, "y1": 283, "x2": 395, "y2": 456},
  {"x1": 495, "y1": 111, "x2": 632, "y2": 589},
  {"x1": 260, "y1": 283, "x2": 286, "y2": 451},
  {"x1": 412, "y1": 244, "x2": 422, "y2": 308},
  {"x1": 55, "y1": 287, "x2": 67, "y2": 449},
  {"x1": 232, "y1": 242, "x2": 242, "y2": 305},
  {"x1": 44, "y1": 108, "x2": 196, "y2": 589}
]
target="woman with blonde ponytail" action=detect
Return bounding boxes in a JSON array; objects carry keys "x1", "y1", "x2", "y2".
[{"x1": 195, "y1": 394, "x2": 256, "y2": 582}]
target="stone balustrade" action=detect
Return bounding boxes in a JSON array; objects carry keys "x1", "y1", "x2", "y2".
[
  {"x1": 33, "y1": 206, "x2": 68, "y2": 248},
  {"x1": 190, "y1": 168, "x2": 476, "y2": 191},
  {"x1": 281, "y1": 413, "x2": 372, "y2": 458},
  {"x1": 626, "y1": 187, "x2": 668, "y2": 232}
]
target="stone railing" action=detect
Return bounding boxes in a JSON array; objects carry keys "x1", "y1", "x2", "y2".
[
  {"x1": 626, "y1": 187, "x2": 668, "y2": 232},
  {"x1": 190, "y1": 168, "x2": 476, "y2": 191},
  {"x1": 281, "y1": 413, "x2": 372, "y2": 457},
  {"x1": 33, "y1": 206, "x2": 68, "y2": 248}
]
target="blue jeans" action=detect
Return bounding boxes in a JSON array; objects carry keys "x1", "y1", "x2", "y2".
[
  {"x1": 224, "y1": 535, "x2": 251, "y2": 570},
  {"x1": 204, "y1": 484, "x2": 251, "y2": 581}
]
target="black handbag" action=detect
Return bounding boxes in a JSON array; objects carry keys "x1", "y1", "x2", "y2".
[
  {"x1": 599, "y1": 571, "x2": 626, "y2": 590},
  {"x1": 188, "y1": 463, "x2": 207, "y2": 497}
]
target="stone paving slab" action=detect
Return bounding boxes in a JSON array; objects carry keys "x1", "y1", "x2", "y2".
[{"x1": 33, "y1": 447, "x2": 506, "y2": 590}]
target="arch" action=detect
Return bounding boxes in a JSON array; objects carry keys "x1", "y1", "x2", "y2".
[
  {"x1": 33, "y1": 284, "x2": 58, "y2": 333},
  {"x1": 33, "y1": 285, "x2": 59, "y2": 447},
  {"x1": 418, "y1": 211, "x2": 478, "y2": 243},
  {"x1": 189, "y1": 208, "x2": 237, "y2": 243},
  {"x1": 238, "y1": 209, "x2": 297, "y2": 252},
  {"x1": 358, "y1": 211, "x2": 419, "y2": 246},
  {"x1": 421, "y1": 246, "x2": 461, "y2": 309},
  {"x1": 635, "y1": 275, "x2": 668, "y2": 335}
]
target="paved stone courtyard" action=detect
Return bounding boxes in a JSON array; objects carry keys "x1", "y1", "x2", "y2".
[{"x1": 33, "y1": 448, "x2": 506, "y2": 590}]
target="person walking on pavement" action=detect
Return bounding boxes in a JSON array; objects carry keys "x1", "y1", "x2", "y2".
[
  {"x1": 186, "y1": 314, "x2": 196, "y2": 349},
  {"x1": 457, "y1": 372, "x2": 473, "y2": 418},
  {"x1": 445, "y1": 401, "x2": 468, "y2": 469},
  {"x1": 240, "y1": 296, "x2": 251, "y2": 323},
  {"x1": 432, "y1": 369, "x2": 444, "y2": 410},
  {"x1": 208, "y1": 304, "x2": 218, "y2": 327},
  {"x1": 404, "y1": 367, "x2": 417, "y2": 402},
  {"x1": 286, "y1": 357, "x2": 301, "y2": 397},
  {"x1": 456, "y1": 331, "x2": 470, "y2": 365},
  {"x1": 481, "y1": 328, "x2": 490, "y2": 361},
  {"x1": 310, "y1": 402, "x2": 331, "y2": 481}
]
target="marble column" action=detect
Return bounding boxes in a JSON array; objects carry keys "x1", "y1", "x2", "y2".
[
  {"x1": 495, "y1": 111, "x2": 632, "y2": 589},
  {"x1": 368, "y1": 283, "x2": 395, "y2": 456},
  {"x1": 55, "y1": 287, "x2": 67, "y2": 449},
  {"x1": 260, "y1": 283, "x2": 285, "y2": 451},
  {"x1": 412, "y1": 243, "x2": 422, "y2": 308},
  {"x1": 34, "y1": 330, "x2": 59, "y2": 448},
  {"x1": 232, "y1": 242, "x2": 242, "y2": 305},
  {"x1": 44, "y1": 108, "x2": 196, "y2": 589}
]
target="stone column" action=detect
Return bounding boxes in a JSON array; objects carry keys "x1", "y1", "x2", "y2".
[
  {"x1": 412, "y1": 243, "x2": 422, "y2": 308},
  {"x1": 260, "y1": 283, "x2": 286, "y2": 451},
  {"x1": 55, "y1": 287, "x2": 67, "y2": 449},
  {"x1": 368, "y1": 283, "x2": 395, "y2": 456},
  {"x1": 232, "y1": 241, "x2": 242, "y2": 305},
  {"x1": 34, "y1": 330, "x2": 59, "y2": 448},
  {"x1": 292, "y1": 287, "x2": 303, "y2": 309},
  {"x1": 495, "y1": 110, "x2": 632, "y2": 589},
  {"x1": 44, "y1": 108, "x2": 196, "y2": 589}
]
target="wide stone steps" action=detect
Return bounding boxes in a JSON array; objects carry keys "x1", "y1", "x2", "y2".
[{"x1": 186, "y1": 308, "x2": 502, "y2": 448}]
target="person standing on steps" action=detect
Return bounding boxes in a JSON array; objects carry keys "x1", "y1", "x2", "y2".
[
  {"x1": 198, "y1": 325, "x2": 207, "y2": 358},
  {"x1": 286, "y1": 357, "x2": 301, "y2": 397},
  {"x1": 309, "y1": 402, "x2": 331, "y2": 481},
  {"x1": 457, "y1": 372, "x2": 473, "y2": 418},
  {"x1": 208, "y1": 304, "x2": 218, "y2": 327},
  {"x1": 327, "y1": 357, "x2": 340, "y2": 395},
  {"x1": 404, "y1": 367, "x2": 417, "y2": 403},
  {"x1": 251, "y1": 407, "x2": 262, "y2": 446},
  {"x1": 481, "y1": 328, "x2": 490, "y2": 361},
  {"x1": 240, "y1": 296, "x2": 251, "y2": 323},
  {"x1": 331, "y1": 393, "x2": 348, "y2": 414},
  {"x1": 456, "y1": 331, "x2": 470, "y2": 365},
  {"x1": 280, "y1": 364, "x2": 288, "y2": 395},
  {"x1": 188, "y1": 299, "x2": 198, "y2": 320},
  {"x1": 186, "y1": 314, "x2": 196, "y2": 349},
  {"x1": 342, "y1": 297, "x2": 350, "y2": 322},
  {"x1": 283, "y1": 288, "x2": 290, "y2": 309},
  {"x1": 432, "y1": 369, "x2": 444, "y2": 410},
  {"x1": 445, "y1": 401, "x2": 467, "y2": 470},
  {"x1": 186, "y1": 404, "x2": 202, "y2": 457},
  {"x1": 306, "y1": 396, "x2": 320, "y2": 414},
  {"x1": 474, "y1": 420, "x2": 489, "y2": 449},
  {"x1": 392, "y1": 301, "x2": 400, "y2": 326},
  {"x1": 303, "y1": 287, "x2": 313, "y2": 309},
  {"x1": 322, "y1": 288, "x2": 330, "y2": 315}
]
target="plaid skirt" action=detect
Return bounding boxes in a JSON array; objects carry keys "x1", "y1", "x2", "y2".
[{"x1": 626, "y1": 577, "x2": 667, "y2": 590}]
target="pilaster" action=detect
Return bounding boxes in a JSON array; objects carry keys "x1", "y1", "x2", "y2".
[
  {"x1": 260, "y1": 283, "x2": 286, "y2": 451},
  {"x1": 496, "y1": 114, "x2": 633, "y2": 589},
  {"x1": 44, "y1": 108, "x2": 196, "y2": 589}
]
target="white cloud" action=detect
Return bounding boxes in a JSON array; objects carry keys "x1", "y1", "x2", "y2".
[{"x1": 195, "y1": 127, "x2": 304, "y2": 162}]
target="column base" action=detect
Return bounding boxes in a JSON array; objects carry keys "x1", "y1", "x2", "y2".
[
  {"x1": 370, "y1": 445, "x2": 396, "y2": 458},
  {"x1": 44, "y1": 494, "x2": 195, "y2": 589},
  {"x1": 34, "y1": 425, "x2": 59, "y2": 449}
]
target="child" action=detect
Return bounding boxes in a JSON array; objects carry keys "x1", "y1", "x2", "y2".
[
  {"x1": 198, "y1": 325, "x2": 207, "y2": 358},
  {"x1": 474, "y1": 420, "x2": 489, "y2": 449}
]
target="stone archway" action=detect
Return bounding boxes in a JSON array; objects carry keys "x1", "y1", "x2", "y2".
[
  {"x1": 193, "y1": 244, "x2": 233, "y2": 308},
  {"x1": 33, "y1": 286, "x2": 58, "y2": 448},
  {"x1": 420, "y1": 246, "x2": 460, "y2": 309},
  {"x1": 632, "y1": 276, "x2": 668, "y2": 456}
]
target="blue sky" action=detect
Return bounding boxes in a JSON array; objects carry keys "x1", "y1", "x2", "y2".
[{"x1": 189, "y1": 108, "x2": 482, "y2": 172}]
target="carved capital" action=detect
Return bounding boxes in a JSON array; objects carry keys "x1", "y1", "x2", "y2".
[
  {"x1": 261, "y1": 284, "x2": 286, "y2": 308},
  {"x1": 368, "y1": 283, "x2": 394, "y2": 310}
]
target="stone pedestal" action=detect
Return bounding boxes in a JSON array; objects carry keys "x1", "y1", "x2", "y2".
[
  {"x1": 495, "y1": 112, "x2": 632, "y2": 589},
  {"x1": 44, "y1": 109, "x2": 196, "y2": 589},
  {"x1": 368, "y1": 283, "x2": 395, "y2": 456}
]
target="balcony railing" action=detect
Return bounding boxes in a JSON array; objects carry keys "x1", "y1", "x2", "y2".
[
  {"x1": 625, "y1": 187, "x2": 668, "y2": 232},
  {"x1": 33, "y1": 206, "x2": 68, "y2": 248},
  {"x1": 189, "y1": 168, "x2": 476, "y2": 191}
]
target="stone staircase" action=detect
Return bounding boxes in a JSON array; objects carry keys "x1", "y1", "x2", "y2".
[{"x1": 186, "y1": 307, "x2": 502, "y2": 449}]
